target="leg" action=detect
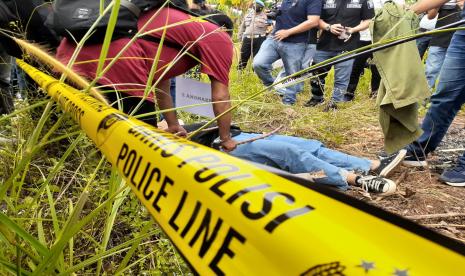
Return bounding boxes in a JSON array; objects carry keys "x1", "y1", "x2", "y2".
[
  {"x1": 346, "y1": 41, "x2": 371, "y2": 100},
  {"x1": 416, "y1": 35, "x2": 431, "y2": 59},
  {"x1": 0, "y1": 46, "x2": 13, "y2": 114},
  {"x1": 252, "y1": 36, "x2": 266, "y2": 58},
  {"x1": 238, "y1": 37, "x2": 252, "y2": 70},
  {"x1": 407, "y1": 31, "x2": 465, "y2": 157},
  {"x1": 230, "y1": 133, "x2": 349, "y2": 189},
  {"x1": 277, "y1": 41, "x2": 307, "y2": 104},
  {"x1": 105, "y1": 91, "x2": 158, "y2": 126},
  {"x1": 425, "y1": 46, "x2": 447, "y2": 89},
  {"x1": 252, "y1": 37, "x2": 280, "y2": 86},
  {"x1": 262, "y1": 134, "x2": 372, "y2": 173},
  {"x1": 332, "y1": 54, "x2": 355, "y2": 103},
  {"x1": 370, "y1": 63, "x2": 381, "y2": 97},
  {"x1": 309, "y1": 51, "x2": 333, "y2": 101}
]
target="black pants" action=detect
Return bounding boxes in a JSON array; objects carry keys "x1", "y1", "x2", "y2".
[
  {"x1": 238, "y1": 36, "x2": 266, "y2": 70},
  {"x1": 346, "y1": 40, "x2": 381, "y2": 99},
  {"x1": 0, "y1": 82, "x2": 14, "y2": 115},
  {"x1": 105, "y1": 91, "x2": 158, "y2": 127}
]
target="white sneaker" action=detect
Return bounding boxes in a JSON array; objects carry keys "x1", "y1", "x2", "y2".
[{"x1": 357, "y1": 176, "x2": 396, "y2": 195}]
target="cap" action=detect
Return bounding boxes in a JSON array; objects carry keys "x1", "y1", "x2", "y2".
[{"x1": 255, "y1": 0, "x2": 265, "y2": 7}]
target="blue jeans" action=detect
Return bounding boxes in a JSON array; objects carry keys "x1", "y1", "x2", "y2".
[
  {"x1": 407, "y1": 30, "x2": 465, "y2": 166},
  {"x1": 275, "y1": 44, "x2": 317, "y2": 93},
  {"x1": 253, "y1": 37, "x2": 307, "y2": 104},
  {"x1": 425, "y1": 46, "x2": 447, "y2": 89},
  {"x1": 310, "y1": 50, "x2": 355, "y2": 102},
  {"x1": 230, "y1": 133, "x2": 372, "y2": 190}
]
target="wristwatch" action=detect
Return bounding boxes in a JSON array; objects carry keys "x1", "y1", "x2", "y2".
[{"x1": 325, "y1": 24, "x2": 331, "y2": 31}]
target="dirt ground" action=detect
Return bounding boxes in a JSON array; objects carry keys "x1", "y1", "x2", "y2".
[{"x1": 339, "y1": 116, "x2": 465, "y2": 244}]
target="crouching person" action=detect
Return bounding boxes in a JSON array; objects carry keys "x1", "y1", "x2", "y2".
[
  {"x1": 55, "y1": 6, "x2": 237, "y2": 151},
  {"x1": 184, "y1": 123, "x2": 406, "y2": 195}
]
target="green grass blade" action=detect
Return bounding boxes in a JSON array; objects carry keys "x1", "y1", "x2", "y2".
[{"x1": 0, "y1": 213, "x2": 49, "y2": 257}]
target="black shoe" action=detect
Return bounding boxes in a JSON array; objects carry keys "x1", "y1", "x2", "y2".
[
  {"x1": 304, "y1": 98, "x2": 324, "y2": 107},
  {"x1": 402, "y1": 153, "x2": 427, "y2": 167},
  {"x1": 323, "y1": 101, "x2": 337, "y2": 112},
  {"x1": 356, "y1": 176, "x2": 396, "y2": 195},
  {"x1": 372, "y1": 149, "x2": 407, "y2": 177},
  {"x1": 344, "y1": 92, "x2": 355, "y2": 102}
]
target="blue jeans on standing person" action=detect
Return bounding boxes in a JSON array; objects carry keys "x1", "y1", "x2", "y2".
[
  {"x1": 407, "y1": 30, "x2": 465, "y2": 165},
  {"x1": 425, "y1": 46, "x2": 447, "y2": 89},
  {"x1": 311, "y1": 50, "x2": 355, "y2": 102},
  {"x1": 274, "y1": 43, "x2": 317, "y2": 94},
  {"x1": 253, "y1": 37, "x2": 307, "y2": 105},
  {"x1": 230, "y1": 133, "x2": 372, "y2": 190}
]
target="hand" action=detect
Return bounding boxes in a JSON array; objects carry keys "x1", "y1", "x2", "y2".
[
  {"x1": 273, "y1": 29, "x2": 291, "y2": 41},
  {"x1": 330, "y1": 24, "x2": 345, "y2": 35},
  {"x1": 346, "y1": 27, "x2": 355, "y2": 35},
  {"x1": 166, "y1": 124, "x2": 187, "y2": 137},
  {"x1": 220, "y1": 138, "x2": 238, "y2": 152}
]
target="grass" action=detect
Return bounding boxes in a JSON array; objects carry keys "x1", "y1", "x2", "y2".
[
  {"x1": 0, "y1": 1, "x2": 439, "y2": 274},
  {"x1": 0, "y1": 44, "x2": 390, "y2": 274}
]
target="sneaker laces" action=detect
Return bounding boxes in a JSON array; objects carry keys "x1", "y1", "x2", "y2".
[
  {"x1": 361, "y1": 177, "x2": 384, "y2": 192},
  {"x1": 451, "y1": 162, "x2": 465, "y2": 172}
]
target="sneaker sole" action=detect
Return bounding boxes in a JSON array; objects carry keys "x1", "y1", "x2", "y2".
[
  {"x1": 379, "y1": 149, "x2": 407, "y2": 177},
  {"x1": 402, "y1": 160, "x2": 428, "y2": 167},
  {"x1": 439, "y1": 176, "x2": 465, "y2": 187},
  {"x1": 443, "y1": 181, "x2": 465, "y2": 187}
]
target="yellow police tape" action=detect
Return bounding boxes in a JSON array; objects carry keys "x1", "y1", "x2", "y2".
[{"x1": 17, "y1": 59, "x2": 465, "y2": 275}]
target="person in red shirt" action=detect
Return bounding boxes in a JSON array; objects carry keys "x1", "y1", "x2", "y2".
[{"x1": 56, "y1": 7, "x2": 237, "y2": 151}]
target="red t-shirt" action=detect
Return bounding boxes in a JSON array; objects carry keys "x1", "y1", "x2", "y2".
[
  {"x1": 55, "y1": 8, "x2": 233, "y2": 101},
  {"x1": 138, "y1": 7, "x2": 233, "y2": 86}
]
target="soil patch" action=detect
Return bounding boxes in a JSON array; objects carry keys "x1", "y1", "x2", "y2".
[{"x1": 341, "y1": 116, "x2": 465, "y2": 243}]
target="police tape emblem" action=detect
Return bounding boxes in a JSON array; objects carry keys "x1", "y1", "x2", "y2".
[
  {"x1": 301, "y1": 261, "x2": 346, "y2": 276},
  {"x1": 97, "y1": 113, "x2": 129, "y2": 132}
]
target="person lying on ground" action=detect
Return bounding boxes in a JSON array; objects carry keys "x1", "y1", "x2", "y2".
[
  {"x1": 179, "y1": 122, "x2": 407, "y2": 195},
  {"x1": 55, "y1": 6, "x2": 238, "y2": 151}
]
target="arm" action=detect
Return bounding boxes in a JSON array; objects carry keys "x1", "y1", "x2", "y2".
[
  {"x1": 210, "y1": 78, "x2": 237, "y2": 152},
  {"x1": 274, "y1": 15, "x2": 320, "y2": 41},
  {"x1": 156, "y1": 80, "x2": 187, "y2": 136},
  {"x1": 411, "y1": 0, "x2": 449, "y2": 14},
  {"x1": 427, "y1": 8, "x2": 439, "y2": 19},
  {"x1": 319, "y1": 19, "x2": 346, "y2": 35},
  {"x1": 347, "y1": 19, "x2": 372, "y2": 34}
]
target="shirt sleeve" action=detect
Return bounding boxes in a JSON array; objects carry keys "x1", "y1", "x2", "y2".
[
  {"x1": 306, "y1": 0, "x2": 323, "y2": 16},
  {"x1": 361, "y1": 0, "x2": 375, "y2": 20}
]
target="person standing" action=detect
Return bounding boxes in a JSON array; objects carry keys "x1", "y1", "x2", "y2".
[
  {"x1": 401, "y1": 0, "x2": 465, "y2": 187},
  {"x1": 344, "y1": 29, "x2": 381, "y2": 100},
  {"x1": 237, "y1": 0, "x2": 269, "y2": 70},
  {"x1": 424, "y1": 0, "x2": 461, "y2": 89},
  {"x1": 253, "y1": 0, "x2": 322, "y2": 105},
  {"x1": 305, "y1": 0, "x2": 374, "y2": 110}
]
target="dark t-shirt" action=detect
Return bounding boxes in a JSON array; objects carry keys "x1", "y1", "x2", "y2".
[
  {"x1": 308, "y1": 29, "x2": 318, "y2": 44},
  {"x1": 274, "y1": 0, "x2": 322, "y2": 43},
  {"x1": 429, "y1": 5, "x2": 461, "y2": 48},
  {"x1": 317, "y1": 0, "x2": 374, "y2": 51}
]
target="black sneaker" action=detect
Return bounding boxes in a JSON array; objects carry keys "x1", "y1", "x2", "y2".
[
  {"x1": 344, "y1": 92, "x2": 355, "y2": 102},
  {"x1": 402, "y1": 153, "x2": 427, "y2": 167},
  {"x1": 372, "y1": 149, "x2": 407, "y2": 177},
  {"x1": 356, "y1": 176, "x2": 396, "y2": 195},
  {"x1": 304, "y1": 98, "x2": 324, "y2": 107}
]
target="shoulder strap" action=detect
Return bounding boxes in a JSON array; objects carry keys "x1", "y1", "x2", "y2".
[{"x1": 121, "y1": 0, "x2": 141, "y2": 16}]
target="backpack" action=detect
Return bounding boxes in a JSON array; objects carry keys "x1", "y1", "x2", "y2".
[
  {"x1": 46, "y1": 0, "x2": 168, "y2": 43},
  {"x1": 0, "y1": 0, "x2": 17, "y2": 27}
]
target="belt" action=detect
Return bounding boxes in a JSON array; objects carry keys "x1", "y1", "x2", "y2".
[{"x1": 244, "y1": 34, "x2": 266, "y2": 39}]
